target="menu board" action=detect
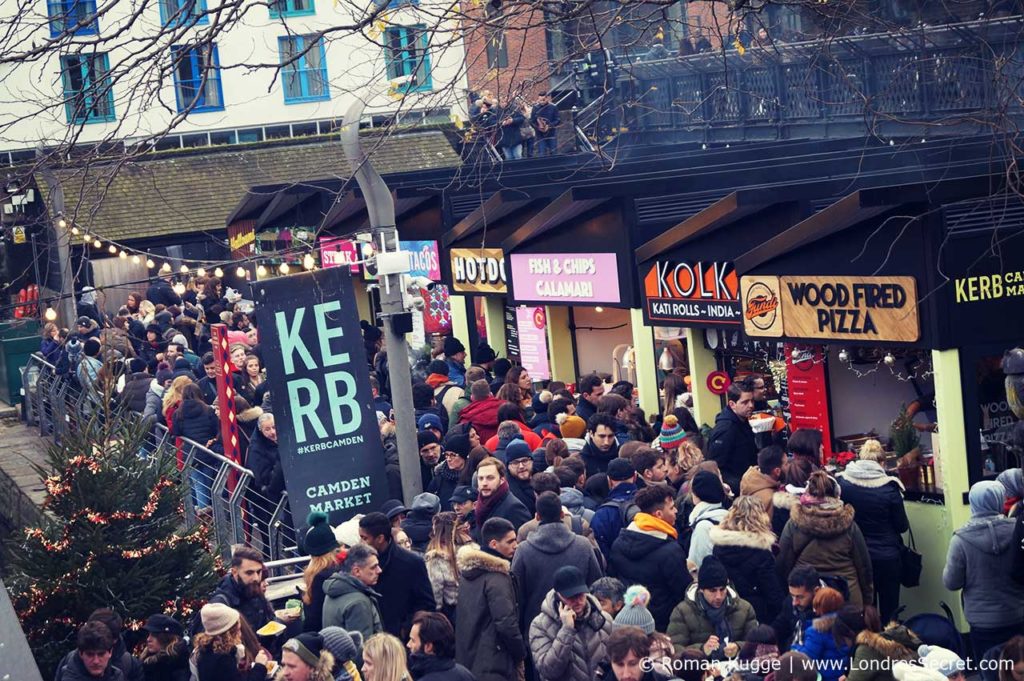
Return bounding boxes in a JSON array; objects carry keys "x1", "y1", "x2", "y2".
[
  {"x1": 785, "y1": 344, "x2": 833, "y2": 460},
  {"x1": 504, "y1": 305, "x2": 521, "y2": 363},
  {"x1": 516, "y1": 306, "x2": 551, "y2": 381}
]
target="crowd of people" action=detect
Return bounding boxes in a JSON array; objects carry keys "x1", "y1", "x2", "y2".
[
  {"x1": 468, "y1": 90, "x2": 561, "y2": 161},
  {"x1": 37, "y1": 276, "x2": 1024, "y2": 681}
]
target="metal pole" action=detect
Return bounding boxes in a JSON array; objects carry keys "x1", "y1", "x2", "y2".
[
  {"x1": 36, "y1": 153, "x2": 76, "y2": 327},
  {"x1": 340, "y1": 100, "x2": 423, "y2": 504},
  {"x1": 29, "y1": 234, "x2": 42, "y2": 318}
]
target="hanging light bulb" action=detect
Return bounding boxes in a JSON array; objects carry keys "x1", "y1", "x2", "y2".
[
  {"x1": 173, "y1": 282, "x2": 186, "y2": 296},
  {"x1": 594, "y1": 306, "x2": 604, "y2": 313},
  {"x1": 44, "y1": 306, "x2": 58, "y2": 321},
  {"x1": 146, "y1": 258, "x2": 155, "y2": 269},
  {"x1": 838, "y1": 348, "x2": 850, "y2": 363},
  {"x1": 70, "y1": 226, "x2": 79, "y2": 235},
  {"x1": 214, "y1": 267, "x2": 223, "y2": 278},
  {"x1": 303, "y1": 253, "x2": 315, "y2": 270},
  {"x1": 179, "y1": 264, "x2": 189, "y2": 274},
  {"x1": 658, "y1": 346, "x2": 675, "y2": 372},
  {"x1": 257, "y1": 264, "x2": 267, "y2": 277},
  {"x1": 93, "y1": 238, "x2": 102, "y2": 248},
  {"x1": 57, "y1": 217, "x2": 67, "y2": 229},
  {"x1": 160, "y1": 262, "x2": 171, "y2": 273},
  {"x1": 132, "y1": 255, "x2": 141, "y2": 265},
  {"x1": 279, "y1": 262, "x2": 290, "y2": 274},
  {"x1": 108, "y1": 244, "x2": 117, "y2": 254},
  {"x1": 236, "y1": 266, "x2": 246, "y2": 278},
  {"x1": 119, "y1": 250, "x2": 127, "y2": 259},
  {"x1": 196, "y1": 268, "x2": 206, "y2": 278},
  {"x1": 884, "y1": 352, "x2": 896, "y2": 367}
]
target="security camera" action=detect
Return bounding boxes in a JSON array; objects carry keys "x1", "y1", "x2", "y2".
[{"x1": 405, "y1": 275, "x2": 434, "y2": 292}]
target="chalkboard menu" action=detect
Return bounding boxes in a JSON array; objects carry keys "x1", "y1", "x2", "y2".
[{"x1": 504, "y1": 305, "x2": 521, "y2": 363}]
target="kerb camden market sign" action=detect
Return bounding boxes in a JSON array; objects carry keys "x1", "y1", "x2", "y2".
[
  {"x1": 741, "y1": 275, "x2": 919, "y2": 342},
  {"x1": 253, "y1": 266, "x2": 388, "y2": 524}
]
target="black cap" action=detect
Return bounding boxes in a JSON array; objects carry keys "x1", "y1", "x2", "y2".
[
  {"x1": 450, "y1": 486, "x2": 478, "y2": 505},
  {"x1": 444, "y1": 433, "x2": 472, "y2": 458},
  {"x1": 428, "y1": 359, "x2": 450, "y2": 376},
  {"x1": 75, "y1": 316, "x2": 91, "y2": 327},
  {"x1": 418, "y1": 431, "x2": 440, "y2": 449},
  {"x1": 553, "y1": 566, "x2": 589, "y2": 598},
  {"x1": 607, "y1": 458, "x2": 636, "y2": 482},
  {"x1": 698, "y1": 555, "x2": 729, "y2": 589},
  {"x1": 380, "y1": 499, "x2": 409, "y2": 520},
  {"x1": 444, "y1": 336, "x2": 466, "y2": 357},
  {"x1": 691, "y1": 470, "x2": 725, "y2": 504},
  {"x1": 143, "y1": 614, "x2": 184, "y2": 637}
]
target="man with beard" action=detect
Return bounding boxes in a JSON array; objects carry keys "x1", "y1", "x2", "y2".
[
  {"x1": 505, "y1": 440, "x2": 537, "y2": 515},
  {"x1": 204, "y1": 547, "x2": 275, "y2": 633},
  {"x1": 473, "y1": 457, "x2": 532, "y2": 542},
  {"x1": 407, "y1": 611, "x2": 476, "y2": 681}
]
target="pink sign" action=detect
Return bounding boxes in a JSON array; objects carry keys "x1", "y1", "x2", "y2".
[
  {"x1": 516, "y1": 306, "x2": 550, "y2": 381},
  {"x1": 320, "y1": 237, "x2": 359, "y2": 272},
  {"x1": 509, "y1": 253, "x2": 621, "y2": 304}
]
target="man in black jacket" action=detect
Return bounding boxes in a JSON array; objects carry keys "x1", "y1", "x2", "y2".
[
  {"x1": 575, "y1": 373, "x2": 604, "y2": 423},
  {"x1": 473, "y1": 457, "x2": 532, "y2": 540},
  {"x1": 145, "y1": 277, "x2": 182, "y2": 308},
  {"x1": 246, "y1": 414, "x2": 286, "y2": 551},
  {"x1": 205, "y1": 547, "x2": 275, "y2": 634},
  {"x1": 581, "y1": 413, "x2": 621, "y2": 477},
  {"x1": 117, "y1": 359, "x2": 152, "y2": 414},
  {"x1": 197, "y1": 352, "x2": 243, "y2": 406},
  {"x1": 531, "y1": 92, "x2": 561, "y2": 156},
  {"x1": 771, "y1": 565, "x2": 821, "y2": 652},
  {"x1": 706, "y1": 380, "x2": 757, "y2": 493},
  {"x1": 358, "y1": 512, "x2": 436, "y2": 637},
  {"x1": 407, "y1": 611, "x2": 476, "y2": 681}
]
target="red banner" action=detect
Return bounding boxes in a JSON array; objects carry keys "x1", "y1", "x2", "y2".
[
  {"x1": 785, "y1": 344, "x2": 833, "y2": 462},
  {"x1": 211, "y1": 324, "x2": 242, "y2": 490}
]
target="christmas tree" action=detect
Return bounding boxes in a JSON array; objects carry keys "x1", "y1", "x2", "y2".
[{"x1": 6, "y1": 397, "x2": 218, "y2": 676}]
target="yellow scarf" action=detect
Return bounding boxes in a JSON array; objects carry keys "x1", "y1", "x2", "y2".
[
  {"x1": 343, "y1": 660, "x2": 362, "y2": 681},
  {"x1": 633, "y1": 512, "x2": 678, "y2": 539}
]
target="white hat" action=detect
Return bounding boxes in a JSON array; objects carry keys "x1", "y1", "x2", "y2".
[
  {"x1": 918, "y1": 645, "x2": 966, "y2": 678},
  {"x1": 333, "y1": 514, "x2": 364, "y2": 548}
]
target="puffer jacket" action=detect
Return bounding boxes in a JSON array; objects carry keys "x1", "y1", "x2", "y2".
[
  {"x1": 838, "y1": 464, "x2": 909, "y2": 561},
  {"x1": 667, "y1": 583, "x2": 758, "y2": 655},
  {"x1": 458, "y1": 396, "x2": 503, "y2": 442},
  {"x1": 791, "y1": 614, "x2": 850, "y2": 681},
  {"x1": 321, "y1": 571, "x2": 384, "y2": 642},
  {"x1": 528, "y1": 591, "x2": 613, "y2": 681},
  {"x1": 119, "y1": 371, "x2": 153, "y2": 414},
  {"x1": 608, "y1": 519, "x2": 691, "y2": 632},
  {"x1": 846, "y1": 626, "x2": 919, "y2": 681},
  {"x1": 169, "y1": 398, "x2": 218, "y2": 446},
  {"x1": 776, "y1": 499, "x2": 874, "y2": 606},
  {"x1": 455, "y1": 546, "x2": 526, "y2": 681},
  {"x1": 687, "y1": 501, "x2": 729, "y2": 569},
  {"x1": 710, "y1": 526, "x2": 783, "y2": 624},
  {"x1": 740, "y1": 467, "x2": 779, "y2": 515},
  {"x1": 943, "y1": 513, "x2": 1024, "y2": 628}
]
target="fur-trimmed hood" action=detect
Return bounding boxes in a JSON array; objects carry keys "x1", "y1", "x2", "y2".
[
  {"x1": 790, "y1": 500, "x2": 855, "y2": 537},
  {"x1": 855, "y1": 626, "x2": 920, "y2": 661},
  {"x1": 812, "y1": 613, "x2": 837, "y2": 633},
  {"x1": 708, "y1": 526, "x2": 775, "y2": 551},
  {"x1": 772, "y1": 490, "x2": 799, "y2": 511},
  {"x1": 306, "y1": 650, "x2": 336, "y2": 681},
  {"x1": 456, "y1": 545, "x2": 509, "y2": 577},
  {"x1": 237, "y1": 406, "x2": 263, "y2": 424}
]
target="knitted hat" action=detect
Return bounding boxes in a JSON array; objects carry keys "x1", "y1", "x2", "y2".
[
  {"x1": 200, "y1": 603, "x2": 239, "y2": 636},
  {"x1": 553, "y1": 566, "x2": 588, "y2": 598},
  {"x1": 613, "y1": 585, "x2": 656, "y2": 634},
  {"x1": 411, "y1": 492, "x2": 441, "y2": 515},
  {"x1": 83, "y1": 338, "x2": 101, "y2": 358},
  {"x1": 333, "y1": 514, "x2": 364, "y2": 548},
  {"x1": 607, "y1": 458, "x2": 636, "y2": 482},
  {"x1": 128, "y1": 358, "x2": 147, "y2": 374},
  {"x1": 691, "y1": 470, "x2": 725, "y2": 504},
  {"x1": 558, "y1": 414, "x2": 587, "y2": 439},
  {"x1": 171, "y1": 334, "x2": 188, "y2": 347},
  {"x1": 320, "y1": 626, "x2": 363, "y2": 664},
  {"x1": 659, "y1": 414, "x2": 686, "y2": 449},
  {"x1": 504, "y1": 439, "x2": 532, "y2": 463},
  {"x1": 918, "y1": 645, "x2": 966, "y2": 678},
  {"x1": 75, "y1": 316, "x2": 92, "y2": 327},
  {"x1": 417, "y1": 431, "x2": 440, "y2": 449},
  {"x1": 155, "y1": 368, "x2": 174, "y2": 385},
  {"x1": 417, "y1": 413, "x2": 443, "y2": 433},
  {"x1": 476, "y1": 343, "x2": 496, "y2": 363},
  {"x1": 444, "y1": 434, "x2": 472, "y2": 458},
  {"x1": 428, "y1": 359, "x2": 450, "y2": 376},
  {"x1": 444, "y1": 336, "x2": 466, "y2": 356},
  {"x1": 282, "y1": 632, "x2": 325, "y2": 668},
  {"x1": 380, "y1": 499, "x2": 409, "y2": 520},
  {"x1": 146, "y1": 323, "x2": 162, "y2": 336},
  {"x1": 698, "y1": 555, "x2": 729, "y2": 589},
  {"x1": 303, "y1": 511, "x2": 339, "y2": 557}
]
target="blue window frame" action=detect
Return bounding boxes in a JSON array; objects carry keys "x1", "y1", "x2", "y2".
[
  {"x1": 279, "y1": 35, "x2": 329, "y2": 103},
  {"x1": 47, "y1": 0, "x2": 98, "y2": 37},
  {"x1": 61, "y1": 53, "x2": 115, "y2": 124},
  {"x1": 384, "y1": 25, "x2": 432, "y2": 92},
  {"x1": 171, "y1": 44, "x2": 224, "y2": 113},
  {"x1": 373, "y1": 0, "x2": 419, "y2": 8},
  {"x1": 270, "y1": 0, "x2": 315, "y2": 17},
  {"x1": 159, "y1": 0, "x2": 208, "y2": 27}
]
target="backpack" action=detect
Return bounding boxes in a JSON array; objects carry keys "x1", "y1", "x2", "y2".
[
  {"x1": 680, "y1": 516, "x2": 720, "y2": 557},
  {"x1": 599, "y1": 498, "x2": 639, "y2": 528}
]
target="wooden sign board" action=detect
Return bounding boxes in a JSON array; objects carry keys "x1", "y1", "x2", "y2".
[
  {"x1": 780, "y1": 276, "x2": 919, "y2": 342},
  {"x1": 450, "y1": 247, "x2": 507, "y2": 294},
  {"x1": 741, "y1": 275, "x2": 784, "y2": 337}
]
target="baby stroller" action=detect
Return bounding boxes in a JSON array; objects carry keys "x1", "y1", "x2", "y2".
[{"x1": 895, "y1": 602, "x2": 966, "y2": 658}]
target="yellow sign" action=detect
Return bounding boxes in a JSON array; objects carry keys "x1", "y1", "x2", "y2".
[
  {"x1": 450, "y1": 248, "x2": 507, "y2": 294},
  {"x1": 229, "y1": 229, "x2": 255, "y2": 252},
  {"x1": 12, "y1": 226, "x2": 25, "y2": 244},
  {"x1": 741, "y1": 275, "x2": 919, "y2": 342},
  {"x1": 954, "y1": 270, "x2": 1024, "y2": 304}
]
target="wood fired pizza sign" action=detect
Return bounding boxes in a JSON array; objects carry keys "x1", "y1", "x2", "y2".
[{"x1": 740, "y1": 275, "x2": 919, "y2": 342}]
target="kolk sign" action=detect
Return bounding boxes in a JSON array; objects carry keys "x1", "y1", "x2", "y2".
[
  {"x1": 253, "y1": 266, "x2": 388, "y2": 524},
  {"x1": 642, "y1": 260, "x2": 741, "y2": 327},
  {"x1": 509, "y1": 252, "x2": 621, "y2": 304},
  {"x1": 450, "y1": 247, "x2": 507, "y2": 294}
]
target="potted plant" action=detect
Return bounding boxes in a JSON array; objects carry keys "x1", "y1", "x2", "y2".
[{"x1": 890, "y1": 404, "x2": 922, "y2": 489}]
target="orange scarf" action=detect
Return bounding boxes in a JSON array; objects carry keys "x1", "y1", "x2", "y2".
[{"x1": 633, "y1": 512, "x2": 678, "y2": 539}]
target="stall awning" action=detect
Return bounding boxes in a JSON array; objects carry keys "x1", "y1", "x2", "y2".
[
  {"x1": 501, "y1": 188, "x2": 610, "y2": 252},
  {"x1": 255, "y1": 187, "x2": 319, "y2": 230},
  {"x1": 322, "y1": 193, "x2": 366, "y2": 231},
  {"x1": 443, "y1": 190, "x2": 540, "y2": 247},
  {"x1": 635, "y1": 188, "x2": 785, "y2": 263}
]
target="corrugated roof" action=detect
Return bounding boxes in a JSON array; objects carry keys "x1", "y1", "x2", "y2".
[{"x1": 36, "y1": 131, "x2": 461, "y2": 242}]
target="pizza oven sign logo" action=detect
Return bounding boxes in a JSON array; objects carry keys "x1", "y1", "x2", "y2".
[{"x1": 745, "y1": 283, "x2": 779, "y2": 330}]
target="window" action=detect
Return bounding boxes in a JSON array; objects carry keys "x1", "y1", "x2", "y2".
[
  {"x1": 279, "y1": 35, "x2": 329, "y2": 103},
  {"x1": 372, "y1": 0, "x2": 419, "y2": 8},
  {"x1": 270, "y1": 0, "x2": 315, "y2": 17},
  {"x1": 60, "y1": 53, "x2": 115, "y2": 124},
  {"x1": 485, "y1": 26, "x2": 508, "y2": 69},
  {"x1": 171, "y1": 44, "x2": 224, "y2": 113},
  {"x1": 47, "y1": 0, "x2": 98, "y2": 37},
  {"x1": 159, "y1": 0, "x2": 208, "y2": 27},
  {"x1": 384, "y1": 25, "x2": 431, "y2": 92}
]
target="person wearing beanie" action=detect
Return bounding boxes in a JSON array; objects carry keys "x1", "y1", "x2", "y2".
[
  {"x1": 609, "y1": 484, "x2": 691, "y2": 631},
  {"x1": 686, "y1": 470, "x2": 729, "y2": 572},
  {"x1": 194, "y1": 603, "x2": 271, "y2": 681},
  {"x1": 426, "y1": 358, "x2": 465, "y2": 423},
  {"x1": 319, "y1": 626, "x2": 364, "y2": 681},
  {"x1": 656, "y1": 413, "x2": 687, "y2": 451},
  {"x1": 418, "y1": 430, "x2": 443, "y2": 491},
  {"x1": 528, "y1": 565, "x2": 614, "y2": 681},
  {"x1": 591, "y1": 457, "x2": 639, "y2": 559},
  {"x1": 380, "y1": 500, "x2": 409, "y2": 528},
  {"x1": 706, "y1": 380, "x2": 758, "y2": 493},
  {"x1": 138, "y1": 323, "x2": 166, "y2": 373},
  {"x1": 667, "y1": 555, "x2": 757, "y2": 660},
  {"x1": 282, "y1": 632, "x2": 337, "y2": 681},
  {"x1": 116, "y1": 357, "x2": 153, "y2": 415},
  {"x1": 443, "y1": 336, "x2": 468, "y2": 387},
  {"x1": 402, "y1": 493, "x2": 442, "y2": 553},
  {"x1": 302, "y1": 512, "x2": 342, "y2": 633},
  {"x1": 428, "y1": 435, "x2": 471, "y2": 510},
  {"x1": 77, "y1": 337, "x2": 104, "y2": 393},
  {"x1": 505, "y1": 440, "x2": 537, "y2": 515},
  {"x1": 513, "y1": 492, "x2": 604, "y2": 636},
  {"x1": 911, "y1": 645, "x2": 966, "y2": 681},
  {"x1": 489, "y1": 357, "x2": 512, "y2": 395},
  {"x1": 472, "y1": 342, "x2": 497, "y2": 382},
  {"x1": 944, "y1": 480, "x2": 1024, "y2": 657},
  {"x1": 557, "y1": 414, "x2": 588, "y2": 454},
  {"x1": 613, "y1": 585, "x2": 656, "y2": 634}
]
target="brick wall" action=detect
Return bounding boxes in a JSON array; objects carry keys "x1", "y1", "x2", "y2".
[{"x1": 461, "y1": 1, "x2": 552, "y2": 102}]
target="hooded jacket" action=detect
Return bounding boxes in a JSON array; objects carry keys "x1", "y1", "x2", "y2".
[
  {"x1": 169, "y1": 399, "x2": 219, "y2": 448},
  {"x1": 560, "y1": 487, "x2": 596, "y2": 523},
  {"x1": 139, "y1": 640, "x2": 191, "y2": 681},
  {"x1": 943, "y1": 484, "x2": 1024, "y2": 628},
  {"x1": 667, "y1": 583, "x2": 758, "y2": 654},
  {"x1": 143, "y1": 381, "x2": 166, "y2": 425},
  {"x1": 484, "y1": 424, "x2": 542, "y2": 453},
  {"x1": 687, "y1": 501, "x2": 729, "y2": 569},
  {"x1": 740, "y1": 467, "x2": 779, "y2": 516},
  {"x1": 119, "y1": 371, "x2": 153, "y2": 414},
  {"x1": 512, "y1": 521, "x2": 604, "y2": 632},
  {"x1": 608, "y1": 517, "x2": 691, "y2": 631},
  {"x1": 777, "y1": 499, "x2": 874, "y2": 607},
  {"x1": 580, "y1": 436, "x2": 620, "y2": 477},
  {"x1": 791, "y1": 614, "x2": 851, "y2": 681},
  {"x1": 846, "y1": 626, "x2": 920, "y2": 681},
  {"x1": 710, "y1": 526, "x2": 783, "y2": 624},
  {"x1": 455, "y1": 546, "x2": 526, "y2": 681},
  {"x1": 458, "y1": 396, "x2": 503, "y2": 442},
  {"x1": 528, "y1": 591, "x2": 614, "y2": 681},
  {"x1": 590, "y1": 481, "x2": 637, "y2": 558},
  {"x1": 408, "y1": 653, "x2": 476, "y2": 681},
  {"x1": 321, "y1": 572, "x2": 384, "y2": 641},
  {"x1": 838, "y1": 461, "x2": 910, "y2": 561},
  {"x1": 707, "y1": 408, "x2": 757, "y2": 493}
]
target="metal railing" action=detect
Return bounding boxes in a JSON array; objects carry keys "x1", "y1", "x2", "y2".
[{"x1": 21, "y1": 354, "x2": 300, "y2": 570}]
